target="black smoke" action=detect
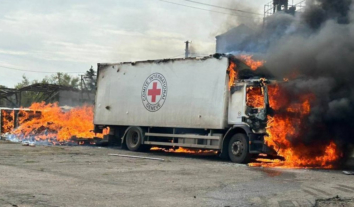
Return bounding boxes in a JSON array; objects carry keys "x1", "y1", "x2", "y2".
[
  {"x1": 226, "y1": 0, "x2": 354, "y2": 164},
  {"x1": 304, "y1": 0, "x2": 352, "y2": 27},
  {"x1": 263, "y1": 0, "x2": 354, "y2": 163}
]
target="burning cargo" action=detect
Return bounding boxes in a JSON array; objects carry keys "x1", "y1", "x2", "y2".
[
  {"x1": 0, "y1": 107, "x2": 41, "y2": 139},
  {"x1": 94, "y1": 55, "x2": 274, "y2": 163},
  {"x1": 2, "y1": 103, "x2": 105, "y2": 145}
]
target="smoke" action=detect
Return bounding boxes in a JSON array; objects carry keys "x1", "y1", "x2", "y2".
[
  {"x1": 258, "y1": 0, "x2": 354, "y2": 162},
  {"x1": 220, "y1": 0, "x2": 354, "y2": 163},
  {"x1": 303, "y1": 0, "x2": 352, "y2": 28},
  {"x1": 213, "y1": 0, "x2": 262, "y2": 36}
]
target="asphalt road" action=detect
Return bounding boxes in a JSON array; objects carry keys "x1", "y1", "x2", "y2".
[{"x1": 0, "y1": 141, "x2": 353, "y2": 207}]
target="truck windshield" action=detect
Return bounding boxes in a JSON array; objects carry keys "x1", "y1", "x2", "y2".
[{"x1": 246, "y1": 86, "x2": 265, "y2": 108}]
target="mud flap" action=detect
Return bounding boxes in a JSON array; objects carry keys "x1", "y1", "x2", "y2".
[
  {"x1": 96, "y1": 134, "x2": 122, "y2": 147},
  {"x1": 96, "y1": 135, "x2": 109, "y2": 146},
  {"x1": 262, "y1": 144, "x2": 277, "y2": 156}
]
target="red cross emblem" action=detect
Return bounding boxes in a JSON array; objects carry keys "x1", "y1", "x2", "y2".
[
  {"x1": 142, "y1": 73, "x2": 167, "y2": 112},
  {"x1": 148, "y1": 82, "x2": 161, "y2": 103}
]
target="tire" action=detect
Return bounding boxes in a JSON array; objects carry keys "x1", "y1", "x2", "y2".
[
  {"x1": 125, "y1": 127, "x2": 144, "y2": 151},
  {"x1": 228, "y1": 133, "x2": 250, "y2": 163}
]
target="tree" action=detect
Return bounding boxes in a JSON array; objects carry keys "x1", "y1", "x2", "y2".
[
  {"x1": 14, "y1": 73, "x2": 81, "y2": 107},
  {"x1": 43, "y1": 73, "x2": 80, "y2": 89},
  {"x1": 84, "y1": 66, "x2": 97, "y2": 91},
  {"x1": 15, "y1": 75, "x2": 30, "y2": 89},
  {"x1": 15, "y1": 75, "x2": 34, "y2": 107}
]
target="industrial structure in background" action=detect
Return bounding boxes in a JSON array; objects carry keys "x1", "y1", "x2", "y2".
[
  {"x1": 264, "y1": 0, "x2": 305, "y2": 18},
  {"x1": 216, "y1": 0, "x2": 305, "y2": 54},
  {"x1": 216, "y1": 24, "x2": 254, "y2": 54},
  {"x1": 0, "y1": 68, "x2": 98, "y2": 139},
  {"x1": 0, "y1": 83, "x2": 94, "y2": 108},
  {"x1": 0, "y1": 68, "x2": 97, "y2": 108}
]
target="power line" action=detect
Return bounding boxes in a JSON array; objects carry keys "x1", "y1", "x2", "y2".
[
  {"x1": 159, "y1": 0, "x2": 260, "y2": 19},
  {"x1": 0, "y1": 65, "x2": 84, "y2": 74},
  {"x1": 185, "y1": 0, "x2": 263, "y2": 15}
]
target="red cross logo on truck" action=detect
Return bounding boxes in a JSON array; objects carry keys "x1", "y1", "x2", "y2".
[
  {"x1": 148, "y1": 82, "x2": 161, "y2": 103},
  {"x1": 141, "y1": 73, "x2": 168, "y2": 112}
]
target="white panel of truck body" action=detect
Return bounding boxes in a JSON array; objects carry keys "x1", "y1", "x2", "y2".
[
  {"x1": 94, "y1": 57, "x2": 229, "y2": 129},
  {"x1": 228, "y1": 84, "x2": 246, "y2": 124}
]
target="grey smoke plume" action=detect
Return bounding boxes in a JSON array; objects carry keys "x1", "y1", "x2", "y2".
[
  {"x1": 226, "y1": 0, "x2": 354, "y2": 163},
  {"x1": 260, "y1": 0, "x2": 354, "y2": 161}
]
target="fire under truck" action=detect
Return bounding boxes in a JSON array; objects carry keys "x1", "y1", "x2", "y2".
[{"x1": 93, "y1": 54, "x2": 275, "y2": 163}]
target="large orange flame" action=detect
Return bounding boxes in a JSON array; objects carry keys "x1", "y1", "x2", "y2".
[
  {"x1": 250, "y1": 84, "x2": 340, "y2": 168},
  {"x1": 12, "y1": 102, "x2": 102, "y2": 142}
]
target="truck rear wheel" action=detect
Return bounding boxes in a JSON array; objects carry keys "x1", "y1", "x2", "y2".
[
  {"x1": 228, "y1": 133, "x2": 250, "y2": 163},
  {"x1": 125, "y1": 127, "x2": 144, "y2": 151}
]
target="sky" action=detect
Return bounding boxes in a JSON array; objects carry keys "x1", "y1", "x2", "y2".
[{"x1": 0, "y1": 0, "x2": 271, "y2": 88}]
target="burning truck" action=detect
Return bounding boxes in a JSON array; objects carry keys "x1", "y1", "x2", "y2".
[
  {"x1": 93, "y1": 54, "x2": 276, "y2": 163},
  {"x1": 1, "y1": 54, "x2": 340, "y2": 167}
]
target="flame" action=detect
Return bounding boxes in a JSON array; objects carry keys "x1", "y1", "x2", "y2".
[
  {"x1": 11, "y1": 102, "x2": 103, "y2": 142},
  {"x1": 18, "y1": 109, "x2": 30, "y2": 125},
  {"x1": 1, "y1": 110, "x2": 14, "y2": 133},
  {"x1": 250, "y1": 84, "x2": 340, "y2": 168},
  {"x1": 246, "y1": 86, "x2": 265, "y2": 108},
  {"x1": 239, "y1": 55, "x2": 265, "y2": 70},
  {"x1": 151, "y1": 147, "x2": 217, "y2": 154},
  {"x1": 227, "y1": 61, "x2": 237, "y2": 89}
]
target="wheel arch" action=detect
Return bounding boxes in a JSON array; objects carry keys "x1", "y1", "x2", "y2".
[
  {"x1": 121, "y1": 126, "x2": 145, "y2": 147},
  {"x1": 220, "y1": 125, "x2": 251, "y2": 154}
]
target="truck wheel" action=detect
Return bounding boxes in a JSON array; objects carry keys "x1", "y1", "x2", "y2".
[
  {"x1": 228, "y1": 133, "x2": 250, "y2": 163},
  {"x1": 125, "y1": 127, "x2": 144, "y2": 151}
]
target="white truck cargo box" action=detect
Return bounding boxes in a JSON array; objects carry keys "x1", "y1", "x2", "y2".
[{"x1": 94, "y1": 57, "x2": 229, "y2": 129}]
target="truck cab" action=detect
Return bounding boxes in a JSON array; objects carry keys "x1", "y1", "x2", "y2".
[
  {"x1": 229, "y1": 79, "x2": 269, "y2": 134},
  {"x1": 223, "y1": 78, "x2": 273, "y2": 163}
]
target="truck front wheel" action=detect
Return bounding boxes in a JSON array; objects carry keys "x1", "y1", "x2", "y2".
[
  {"x1": 228, "y1": 133, "x2": 250, "y2": 163},
  {"x1": 125, "y1": 127, "x2": 144, "y2": 151}
]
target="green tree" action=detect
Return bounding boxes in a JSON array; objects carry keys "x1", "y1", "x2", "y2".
[
  {"x1": 15, "y1": 73, "x2": 80, "y2": 107},
  {"x1": 14, "y1": 75, "x2": 30, "y2": 89},
  {"x1": 43, "y1": 73, "x2": 80, "y2": 89},
  {"x1": 15, "y1": 76, "x2": 35, "y2": 107},
  {"x1": 84, "y1": 66, "x2": 97, "y2": 91}
]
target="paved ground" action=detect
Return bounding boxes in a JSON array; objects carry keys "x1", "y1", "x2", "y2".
[{"x1": 0, "y1": 141, "x2": 353, "y2": 207}]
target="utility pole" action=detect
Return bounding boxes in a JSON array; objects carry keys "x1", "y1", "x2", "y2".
[
  {"x1": 58, "y1": 73, "x2": 61, "y2": 85},
  {"x1": 185, "y1": 41, "x2": 190, "y2": 58},
  {"x1": 80, "y1": 75, "x2": 84, "y2": 104},
  {"x1": 80, "y1": 75, "x2": 84, "y2": 90}
]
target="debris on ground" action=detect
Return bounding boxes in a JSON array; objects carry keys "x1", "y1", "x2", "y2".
[
  {"x1": 314, "y1": 196, "x2": 354, "y2": 207},
  {"x1": 343, "y1": 171, "x2": 354, "y2": 175}
]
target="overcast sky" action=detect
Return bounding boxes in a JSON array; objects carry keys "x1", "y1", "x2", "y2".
[{"x1": 0, "y1": 0, "x2": 271, "y2": 88}]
